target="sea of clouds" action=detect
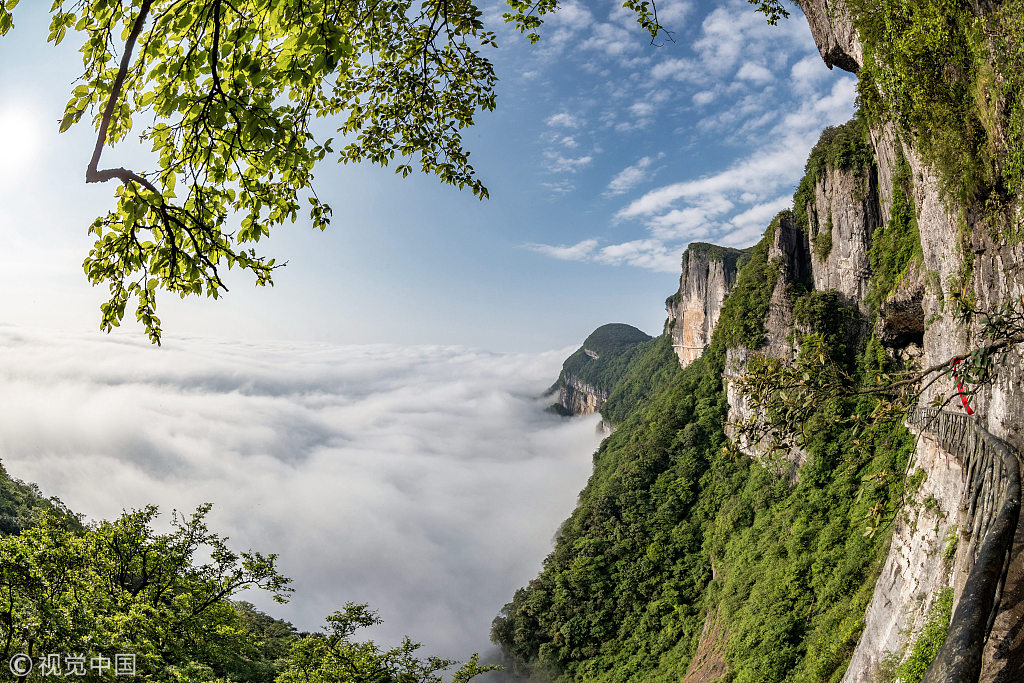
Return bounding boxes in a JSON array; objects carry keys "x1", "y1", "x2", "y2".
[{"x1": 0, "y1": 326, "x2": 604, "y2": 665}]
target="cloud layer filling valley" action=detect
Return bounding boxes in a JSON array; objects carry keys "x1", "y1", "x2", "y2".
[{"x1": 0, "y1": 327, "x2": 603, "y2": 659}]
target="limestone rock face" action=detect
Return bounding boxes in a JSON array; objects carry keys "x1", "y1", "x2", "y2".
[
  {"x1": 800, "y1": 0, "x2": 863, "y2": 72},
  {"x1": 805, "y1": 165, "x2": 879, "y2": 304},
  {"x1": 666, "y1": 244, "x2": 745, "y2": 367},
  {"x1": 797, "y1": 20, "x2": 1024, "y2": 683},
  {"x1": 724, "y1": 215, "x2": 807, "y2": 469},
  {"x1": 557, "y1": 374, "x2": 609, "y2": 416}
]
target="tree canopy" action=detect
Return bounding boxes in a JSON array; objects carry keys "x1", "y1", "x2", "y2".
[
  {"x1": 0, "y1": 504, "x2": 495, "y2": 682},
  {"x1": 0, "y1": 0, "x2": 793, "y2": 343}
]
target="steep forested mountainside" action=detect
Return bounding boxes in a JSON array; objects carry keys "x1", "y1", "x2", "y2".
[
  {"x1": 495, "y1": 1, "x2": 1024, "y2": 681},
  {"x1": 548, "y1": 323, "x2": 653, "y2": 417},
  {"x1": 0, "y1": 463, "x2": 80, "y2": 534}
]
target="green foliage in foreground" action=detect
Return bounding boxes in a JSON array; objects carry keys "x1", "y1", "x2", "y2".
[
  {"x1": 0, "y1": 504, "x2": 291, "y2": 680},
  {"x1": 0, "y1": 503, "x2": 489, "y2": 682},
  {"x1": 279, "y1": 604, "x2": 496, "y2": 683},
  {"x1": 494, "y1": 277, "x2": 916, "y2": 682}
]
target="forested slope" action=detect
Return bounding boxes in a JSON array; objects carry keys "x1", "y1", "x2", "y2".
[
  {"x1": 495, "y1": 1, "x2": 1024, "y2": 679},
  {"x1": 493, "y1": 170, "x2": 916, "y2": 681}
]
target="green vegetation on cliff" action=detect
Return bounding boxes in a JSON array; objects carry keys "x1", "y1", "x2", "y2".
[
  {"x1": 714, "y1": 216, "x2": 781, "y2": 349},
  {"x1": 553, "y1": 323, "x2": 654, "y2": 414},
  {"x1": 793, "y1": 119, "x2": 875, "y2": 234},
  {"x1": 494, "y1": 237, "x2": 915, "y2": 682},
  {"x1": 0, "y1": 463, "x2": 80, "y2": 535},
  {"x1": 866, "y1": 151, "x2": 924, "y2": 313},
  {"x1": 850, "y1": 0, "x2": 1024, "y2": 212}
]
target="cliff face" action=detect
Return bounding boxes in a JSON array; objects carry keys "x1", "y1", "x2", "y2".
[
  {"x1": 805, "y1": 165, "x2": 879, "y2": 304},
  {"x1": 501, "y1": 3, "x2": 1024, "y2": 680},
  {"x1": 557, "y1": 374, "x2": 608, "y2": 416},
  {"x1": 666, "y1": 244, "x2": 746, "y2": 368},
  {"x1": 714, "y1": 87, "x2": 1021, "y2": 680},
  {"x1": 549, "y1": 323, "x2": 652, "y2": 416},
  {"x1": 801, "y1": 0, "x2": 862, "y2": 73},
  {"x1": 800, "y1": 2, "x2": 1024, "y2": 680},
  {"x1": 724, "y1": 214, "x2": 807, "y2": 467}
]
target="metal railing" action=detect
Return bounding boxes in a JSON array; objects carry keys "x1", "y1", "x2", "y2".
[{"x1": 906, "y1": 407, "x2": 1021, "y2": 683}]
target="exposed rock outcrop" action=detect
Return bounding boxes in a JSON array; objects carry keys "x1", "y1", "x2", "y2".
[
  {"x1": 666, "y1": 244, "x2": 747, "y2": 367},
  {"x1": 557, "y1": 375, "x2": 609, "y2": 416},
  {"x1": 724, "y1": 214, "x2": 808, "y2": 469},
  {"x1": 549, "y1": 323, "x2": 652, "y2": 417},
  {"x1": 800, "y1": 0, "x2": 863, "y2": 72},
  {"x1": 681, "y1": 608, "x2": 728, "y2": 683},
  {"x1": 805, "y1": 165, "x2": 879, "y2": 304}
]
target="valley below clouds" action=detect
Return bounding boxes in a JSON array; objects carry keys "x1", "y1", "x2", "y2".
[{"x1": 0, "y1": 326, "x2": 604, "y2": 661}]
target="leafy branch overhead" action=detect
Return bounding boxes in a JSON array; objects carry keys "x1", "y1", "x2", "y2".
[
  {"x1": 0, "y1": 0, "x2": 793, "y2": 343},
  {"x1": 29, "y1": 0, "x2": 510, "y2": 344}
]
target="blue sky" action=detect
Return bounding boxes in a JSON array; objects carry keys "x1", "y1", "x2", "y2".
[{"x1": 0, "y1": 0, "x2": 855, "y2": 351}]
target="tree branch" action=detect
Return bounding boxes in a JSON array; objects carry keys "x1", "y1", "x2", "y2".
[{"x1": 86, "y1": 0, "x2": 153, "y2": 187}]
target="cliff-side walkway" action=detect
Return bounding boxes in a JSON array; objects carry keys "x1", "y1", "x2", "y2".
[{"x1": 907, "y1": 408, "x2": 1021, "y2": 683}]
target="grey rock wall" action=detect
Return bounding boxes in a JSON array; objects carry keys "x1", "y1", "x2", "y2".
[
  {"x1": 724, "y1": 214, "x2": 806, "y2": 468},
  {"x1": 666, "y1": 245, "x2": 742, "y2": 367},
  {"x1": 796, "y1": 4, "x2": 1024, "y2": 680},
  {"x1": 558, "y1": 374, "x2": 609, "y2": 416},
  {"x1": 805, "y1": 165, "x2": 879, "y2": 304},
  {"x1": 800, "y1": 0, "x2": 863, "y2": 72}
]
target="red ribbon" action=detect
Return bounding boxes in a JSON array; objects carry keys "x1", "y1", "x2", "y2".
[{"x1": 951, "y1": 359, "x2": 975, "y2": 415}]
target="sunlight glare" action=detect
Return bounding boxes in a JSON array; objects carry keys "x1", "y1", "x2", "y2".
[{"x1": 0, "y1": 107, "x2": 42, "y2": 181}]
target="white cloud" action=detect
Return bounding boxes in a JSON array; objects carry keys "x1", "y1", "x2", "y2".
[
  {"x1": 693, "y1": 89, "x2": 717, "y2": 106},
  {"x1": 545, "y1": 153, "x2": 594, "y2": 173},
  {"x1": 525, "y1": 238, "x2": 599, "y2": 261},
  {"x1": 541, "y1": 179, "x2": 577, "y2": 196},
  {"x1": 605, "y1": 156, "x2": 654, "y2": 196},
  {"x1": 654, "y1": 0, "x2": 693, "y2": 26},
  {"x1": 693, "y1": 0, "x2": 809, "y2": 78},
  {"x1": 648, "y1": 194, "x2": 735, "y2": 240},
  {"x1": 629, "y1": 101, "x2": 656, "y2": 118},
  {"x1": 616, "y1": 134, "x2": 809, "y2": 221},
  {"x1": 581, "y1": 21, "x2": 638, "y2": 57},
  {"x1": 719, "y1": 194, "x2": 792, "y2": 245},
  {"x1": 602, "y1": 62, "x2": 857, "y2": 271},
  {"x1": 736, "y1": 62, "x2": 774, "y2": 85},
  {"x1": 545, "y1": 112, "x2": 583, "y2": 128},
  {"x1": 0, "y1": 328, "x2": 604, "y2": 660},
  {"x1": 790, "y1": 54, "x2": 830, "y2": 93},
  {"x1": 650, "y1": 57, "x2": 702, "y2": 82},
  {"x1": 514, "y1": 0, "x2": 859, "y2": 278},
  {"x1": 549, "y1": 1, "x2": 594, "y2": 31},
  {"x1": 594, "y1": 239, "x2": 679, "y2": 273}
]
